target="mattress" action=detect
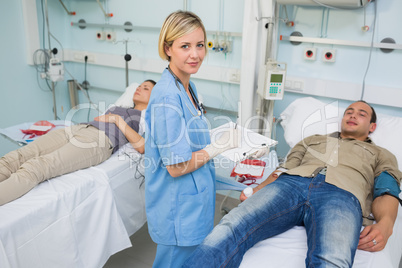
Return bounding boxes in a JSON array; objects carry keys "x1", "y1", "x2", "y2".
[{"x1": 0, "y1": 143, "x2": 146, "y2": 268}]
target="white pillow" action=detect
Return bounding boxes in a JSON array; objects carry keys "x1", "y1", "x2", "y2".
[
  {"x1": 111, "y1": 81, "x2": 146, "y2": 136},
  {"x1": 370, "y1": 114, "x2": 402, "y2": 170},
  {"x1": 114, "y1": 82, "x2": 139, "y2": 108},
  {"x1": 279, "y1": 97, "x2": 342, "y2": 148},
  {"x1": 280, "y1": 97, "x2": 401, "y2": 169}
]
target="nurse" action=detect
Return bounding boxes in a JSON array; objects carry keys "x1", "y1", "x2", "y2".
[{"x1": 144, "y1": 10, "x2": 240, "y2": 267}]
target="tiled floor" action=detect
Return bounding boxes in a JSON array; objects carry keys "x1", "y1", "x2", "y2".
[{"x1": 104, "y1": 194, "x2": 402, "y2": 268}]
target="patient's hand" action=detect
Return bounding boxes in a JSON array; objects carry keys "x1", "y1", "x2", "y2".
[
  {"x1": 239, "y1": 172, "x2": 280, "y2": 202},
  {"x1": 240, "y1": 187, "x2": 257, "y2": 202},
  {"x1": 94, "y1": 113, "x2": 121, "y2": 125},
  {"x1": 358, "y1": 220, "x2": 392, "y2": 252},
  {"x1": 359, "y1": 194, "x2": 398, "y2": 252}
]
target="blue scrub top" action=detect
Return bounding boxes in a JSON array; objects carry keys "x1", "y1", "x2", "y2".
[{"x1": 144, "y1": 68, "x2": 216, "y2": 246}]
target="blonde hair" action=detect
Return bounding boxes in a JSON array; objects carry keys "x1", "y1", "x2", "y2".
[{"x1": 158, "y1": 10, "x2": 207, "y2": 61}]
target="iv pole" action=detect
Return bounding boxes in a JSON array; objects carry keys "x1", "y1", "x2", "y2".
[
  {"x1": 124, "y1": 40, "x2": 132, "y2": 87},
  {"x1": 115, "y1": 39, "x2": 132, "y2": 87},
  {"x1": 51, "y1": 83, "x2": 57, "y2": 120},
  {"x1": 258, "y1": 1, "x2": 279, "y2": 136},
  {"x1": 45, "y1": 0, "x2": 57, "y2": 120}
]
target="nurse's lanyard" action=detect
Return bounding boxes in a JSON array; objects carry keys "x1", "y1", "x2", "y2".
[{"x1": 167, "y1": 65, "x2": 205, "y2": 116}]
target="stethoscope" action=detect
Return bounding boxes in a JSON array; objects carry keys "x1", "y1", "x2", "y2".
[{"x1": 167, "y1": 65, "x2": 205, "y2": 117}]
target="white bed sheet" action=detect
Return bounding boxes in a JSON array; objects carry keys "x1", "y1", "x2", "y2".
[
  {"x1": 240, "y1": 206, "x2": 402, "y2": 267},
  {"x1": 93, "y1": 145, "x2": 147, "y2": 237},
  {"x1": 0, "y1": 138, "x2": 146, "y2": 268}
]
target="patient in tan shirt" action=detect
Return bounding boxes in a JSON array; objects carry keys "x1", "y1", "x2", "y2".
[
  {"x1": 183, "y1": 100, "x2": 402, "y2": 268},
  {"x1": 248, "y1": 100, "x2": 401, "y2": 251}
]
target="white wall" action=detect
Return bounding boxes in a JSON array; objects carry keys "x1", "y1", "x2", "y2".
[
  {"x1": 0, "y1": 0, "x2": 244, "y2": 156},
  {"x1": 273, "y1": 1, "x2": 402, "y2": 157},
  {"x1": 1, "y1": 0, "x2": 401, "y2": 159},
  {"x1": 0, "y1": 1, "x2": 56, "y2": 155},
  {"x1": 47, "y1": 0, "x2": 244, "y2": 123}
]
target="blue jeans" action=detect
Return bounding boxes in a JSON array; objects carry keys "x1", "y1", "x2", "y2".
[{"x1": 183, "y1": 174, "x2": 363, "y2": 268}]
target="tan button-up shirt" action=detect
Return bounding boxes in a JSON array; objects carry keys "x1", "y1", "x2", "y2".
[{"x1": 280, "y1": 132, "x2": 402, "y2": 226}]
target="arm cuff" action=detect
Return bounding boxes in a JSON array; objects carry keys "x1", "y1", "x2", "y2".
[{"x1": 374, "y1": 171, "x2": 402, "y2": 206}]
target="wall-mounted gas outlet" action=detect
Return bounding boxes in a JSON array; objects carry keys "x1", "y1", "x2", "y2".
[
  {"x1": 96, "y1": 31, "x2": 105, "y2": 41},
  {"x1": 211, "y1": 40, "x2": 220, "y2": 52},
  {"x1": 206, "y1": 39, "x2": 232, "y2": 53},
  {"x1": 219, "y1": 40, "x2": 233, "y2": 53},
  {"x1": 304, "y1": 47, "x2": 317, "y2": 61},
  {"x1": 207, "y1": 40, "x2": 214, "y2": 50},
  {"x1": 322, "y1": 49, "x2": 336, "y2": 62},
  {"x1": 105, "y1": 31, "x2": 116, "y2": 42}
]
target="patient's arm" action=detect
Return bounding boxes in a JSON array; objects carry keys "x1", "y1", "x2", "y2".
[
  {"x1": 239, "y1": 170, "x2": 281, "y2": 202},
  {"x1": 94, "y1": 113, "x2": 145, "y2": 154},
  {"x1": 358, "y1": 194, "x2": 399, "y2": 252}
]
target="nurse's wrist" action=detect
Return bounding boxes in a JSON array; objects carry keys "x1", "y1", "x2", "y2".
[{"x1": 202, "y1": 144, "x2": 221, "y2": 159}]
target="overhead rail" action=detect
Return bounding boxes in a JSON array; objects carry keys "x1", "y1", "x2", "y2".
[
  {"x1": 71, "y1": 21, "x2": 242, "y2": 37},
  {"x1": 280, "y1": 35, "x2": 402, "y2": 51},
  {"x1": 71, "y1": 21, "x2": 155, "y2": 32}
]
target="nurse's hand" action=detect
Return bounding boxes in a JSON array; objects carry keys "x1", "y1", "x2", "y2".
[
  {"x1": 203, "y1": 127, "x2": 241, "y2": 159},
  {"x1": 247, "y1": 146, "x2": 270, "y2": 159}
]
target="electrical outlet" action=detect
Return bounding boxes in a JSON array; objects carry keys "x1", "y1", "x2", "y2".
[
  {"x1": 73, "y1": 52, "x2": 95, "y2": 63},
  {"x1": 322, "y1": 49, "x2": 336, "y2": 62},
  {"x1": 304, "y1": 47, "x2": 317, "y2": 61},
  {"x1": 285, "y1": 78, "x2": 304, "y2": 92},
  {"x1": 228, "y1": 70, "x2": 240, "y2": 82},
  {"x1": 87, "y1": 54, "x2": 95, "y2": 62},
  {"x1": 96, "y1": 31, "x2": 105, "y2": 41},
  {"x1": 105, "y1": 32, "x2": 116, "y2": 42}
]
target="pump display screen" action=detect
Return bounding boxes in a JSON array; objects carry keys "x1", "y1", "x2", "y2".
[{"x1": 270, "y1": 74, "x2": 283, "y2": 83}]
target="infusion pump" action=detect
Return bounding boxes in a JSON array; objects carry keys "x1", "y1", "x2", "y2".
[{"x1": 257, "y1": 61, "x2": 287, "y2": 100}]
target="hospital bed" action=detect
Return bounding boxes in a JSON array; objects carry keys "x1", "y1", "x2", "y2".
[
  {"x1": 0, "y1": 83, "x2": 147, "y2": 268},
  {"x1": 0, "y1": 82, "x2": 273, "y2": 268},
  {"x1": 240, "y1": 97, "x2": 402, "y2": 268}
]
